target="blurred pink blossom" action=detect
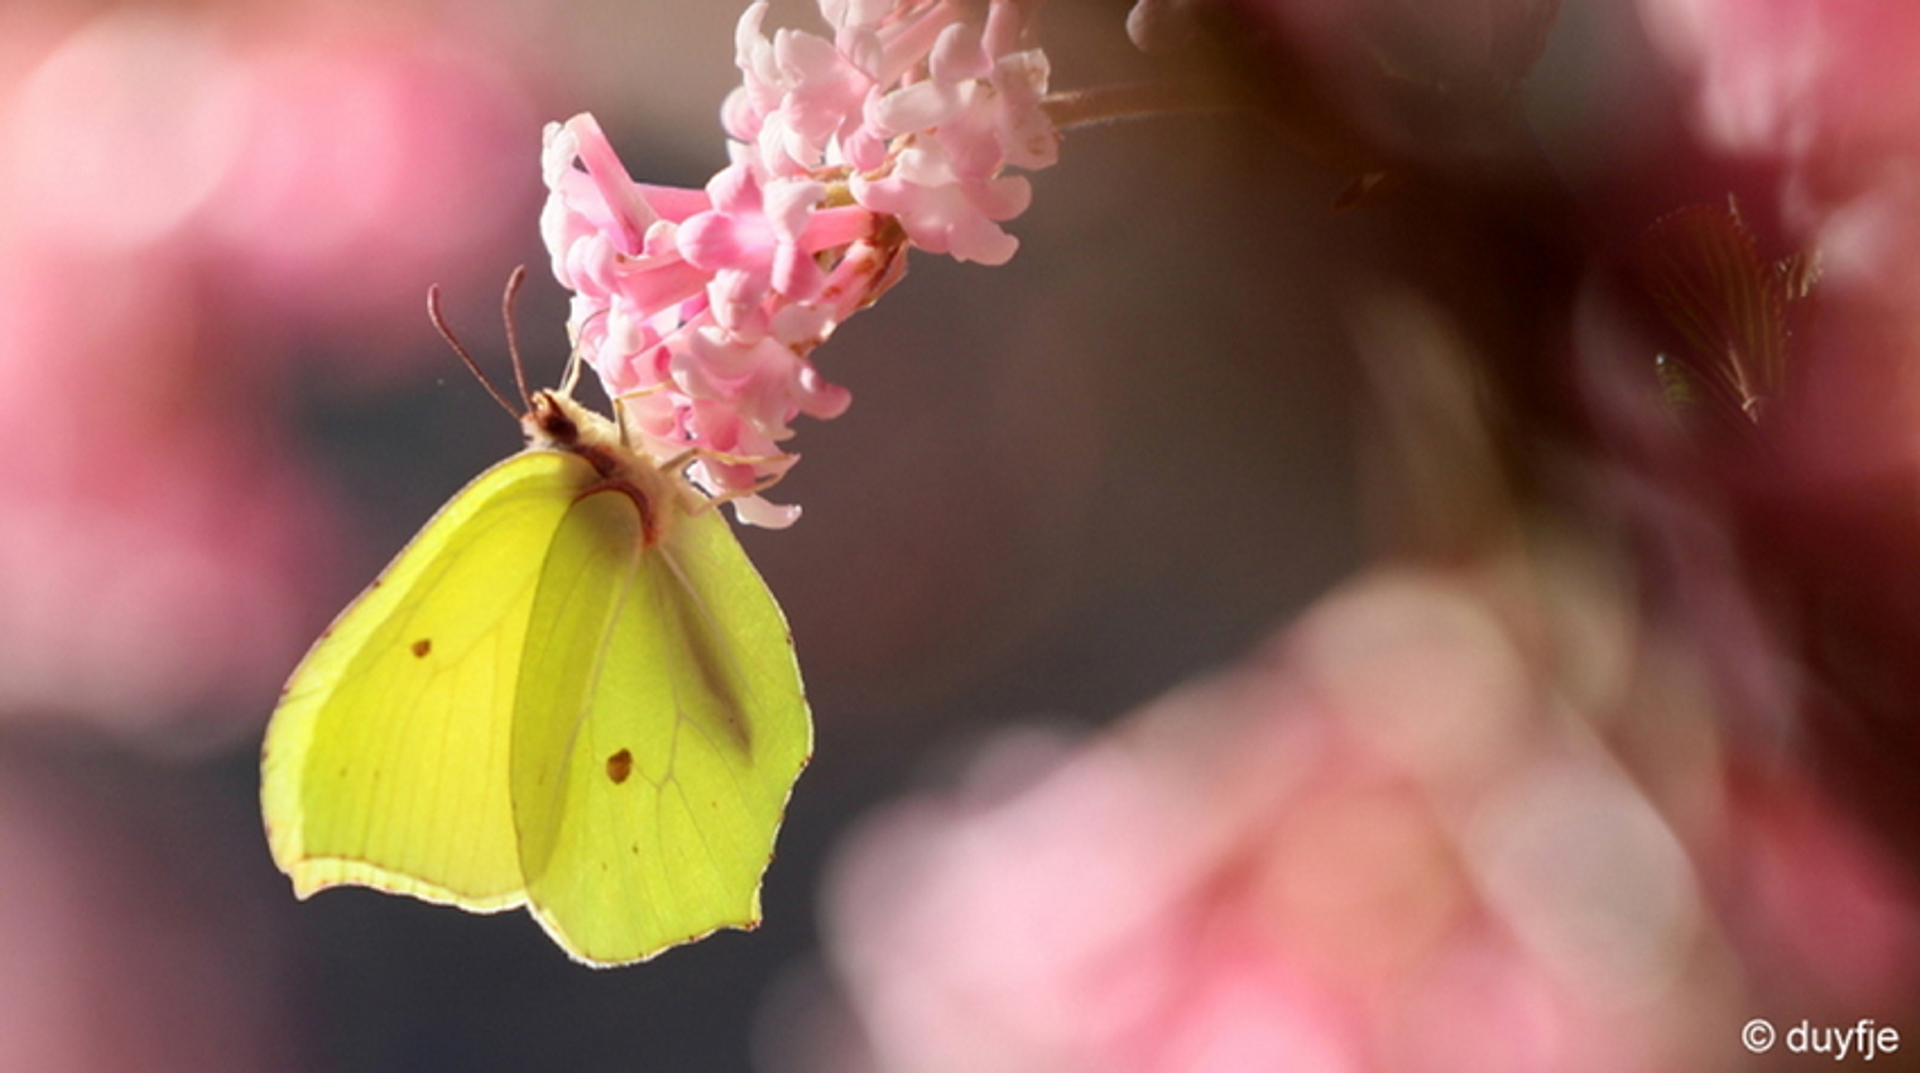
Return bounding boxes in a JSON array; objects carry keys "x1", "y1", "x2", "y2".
[
  {"x1": 1726, "y1": 767, "x2": 1920, "y2": 1005},
  {"x1": 1639, "y1": 0, "x2": 1920, "y2": 468},
  {"x1": 1638, "y1": 0, "x2": 1920, "y2": 173},
  {"x1": 0, "y1": 5, "x2": 537, "y2": 736},
  {"x1": 1640, "y1": 0, "x2": 1920, "y2": 279},
  {"x1": 0, "y1": 254, "x2": 325, "y2": 737},
  {"x1": 800, "y1": 567, "x2": 1918, "y2": 1071},
  {"x1": 207, "y1": 8, "x2": 537, "y2": 353},
  {"x1": 3, "y1": 6, "x2": 535, "y2": 362}
]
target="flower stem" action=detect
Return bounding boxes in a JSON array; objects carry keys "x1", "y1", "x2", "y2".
[{"x1": 1041, "y1": 80, "x2": 1242, "y2": 131}]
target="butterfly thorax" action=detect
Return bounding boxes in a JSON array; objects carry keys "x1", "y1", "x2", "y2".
[{"x1": 522, "y1": 390, "x2": 684, "y2": 548}]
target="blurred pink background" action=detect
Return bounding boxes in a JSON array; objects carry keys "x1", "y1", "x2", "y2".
[{"x1": 2, "y1": 0, "x2": 1917, "y2": 1070}]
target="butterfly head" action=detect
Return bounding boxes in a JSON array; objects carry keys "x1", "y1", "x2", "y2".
[
  {"x1": 523, "y1": 390, "x2": 584, "y2": 450},
  {"x1": 523, "y1": 389, "x2": 692, "y2": 548}
]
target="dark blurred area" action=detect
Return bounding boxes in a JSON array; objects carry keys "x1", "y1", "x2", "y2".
[{"x1": 3, "y1": 0, "x2": 1918, "y2": 1070}]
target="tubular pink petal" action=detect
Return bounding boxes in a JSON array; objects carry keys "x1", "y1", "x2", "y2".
[
  {"x1": 590, "y1": 344, "x2": 646, "y2": 398},
  {"x1": 734, "y1": 2, "x2": 773, "y2": 71},
  {"x1": 844, "y1": 120, "x2": 889, "y2": 172},
  {"x1": 722, "y1": 84, "x2": 760, "y2": 142},
  {"x1": 708, "y1": 268, "x2": 773, "y2": 337},
  {"x1": 939, "y1": 90, "x2": 1007, "y2": 180},
  {"x1": 670, "y1": 346, "x2": 725, "y2": 401},
  {"x1": 634, "y1": 183, "x2": 713, "y2": 222},
  {"x1": 983, "y1": 0, "x2": 1026, "y2": 57},
  {"x1": 875, "y1": 80, "x2": 958, "y2": 134},
  {"x1": 872, "y1": 3, "x2": 962, "y2": 87},
  {"x1": 797, "y1": 364, "x2": 853, "y2": 418},
  {"x1": 754, "y1": 114, "x2": 799, "y2": 176},
  {"x1": 847, "y1": 170, "x2": 909, "y2": 215},
  {"x1": 946, "y1": 210, "x2": 1019, "y2": 265},
  {"x1": 558, "y1": 233, "x2": 617, "y2": 298},
  {"x1": 609, "y1": 256, "x2": 711, "y2": 313},
  {"x1": 992, "y1": 52, "x2": 1057, "y2": 170},
  {"x1": 892, "y1": 140, "x2": 959, "y2": 187},
  {"x1": 994, "y1": 48, "x2": 1049, "y2": 110},
  {"x1": 773, "y1": 245, "x2": 827, "y2": 302},
  {"x1": 839, "y1": 25, "x2": 887, "y2": 81},
  {"x1": 688, "y1": 402, "x2": 745, "y2": 455},
  {"x1": 819, "y1": 0, "x2": 854, "y2": 30},
  {"x1": 678, "y1": 212, "x2": 747, "y2": 270},
  {"x1": 730, "y1": 377, "x2": 793, "y2": 434},
  {"x1": 603, "y1": 300, "x2": 652, "y2": 355},
  {"x1": 689, "y1": 323, "x2": 785, "y2": 380},
  {"x1": 565, "y1": 113, "x2": 655, "y2": 256},
  {"x1": 823, "y1": 0, "x2": 895, "y2": 33},
  {"x1": 640, "y1": 218, "x2": 679, "y2": 257},
  {"x1": 622, "y1": 390, "x2": 680, "y2": 442},
  {"x1": 679, "y1": 206, "x2": 782, "y2": 274},
  {"x1": 791, "y1": 203, "x2": 875, "y2": 251},
  {"x1": 541, "y1": 119, "x2": 580, "y2": 188},
  {"x1": 813, "y1": 237, "x2": 903, "y2": 320},
  {"x1": 771, "y1": 301, "x2": 836, "y2": 346},
  {"x1": 676, "y1": 289, "x2": 711, "y2": 324},
  {"x1": 971, "y1": 173, "x2": 1032, "y2": 221},
  {"x1": 930, "y1": 22, "x2": 992, "y2": 83},
  {"x1": 731, "y1": 495, "x2": 803, "y2": 530},
  {"x1": 763, "y1": 178, "x2": 826, "y2": 240},
  {"x1": 706, "y1": 161, "x2": 760, "y2": 215},
  {"x1": 778, "y1": 27, "x2": 847, "y2": 85}
]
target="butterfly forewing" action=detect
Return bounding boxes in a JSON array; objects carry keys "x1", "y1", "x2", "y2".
[{"x1": 263, "y1": 452, "x2": 589, "y2": 910}]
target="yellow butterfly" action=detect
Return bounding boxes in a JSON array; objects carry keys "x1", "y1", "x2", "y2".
[{"x1": 261, "y1": 273, "x2": 810, "y2": 966}]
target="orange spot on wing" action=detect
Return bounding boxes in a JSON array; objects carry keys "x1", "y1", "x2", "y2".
[{"x1": 606, "y1": 748, "x2": 633, "y2": 784}]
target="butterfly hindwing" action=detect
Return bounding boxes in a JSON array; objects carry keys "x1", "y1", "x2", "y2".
[{"x1": 512, "y1": 491, "x2": 811, "y2": 966}]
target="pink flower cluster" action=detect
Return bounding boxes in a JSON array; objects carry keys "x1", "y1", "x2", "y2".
[{"x1": 541, "y1": 0, "x2": 1056, "y2": 526}]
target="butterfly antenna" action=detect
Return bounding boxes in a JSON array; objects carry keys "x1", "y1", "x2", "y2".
[
  {"x1": 500, "y1": 265, "x2": 534, "y2": 410},
  {"x1": 428, "y1": 284, "x2": 520, "y2": 420}
]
